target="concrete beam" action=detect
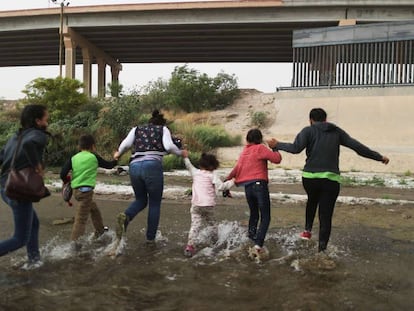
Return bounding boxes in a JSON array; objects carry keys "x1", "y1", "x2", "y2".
[
  {"x1": 293, "y1": 20, "x2": 414, "y2": 47},
  {"x1": 63, "y1": 26, "x2": 120, "y2": 69}
]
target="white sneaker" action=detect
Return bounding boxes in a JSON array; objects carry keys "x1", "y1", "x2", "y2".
[{"x1": 21, "y1": 260, "x2": 44, "y2": 271}]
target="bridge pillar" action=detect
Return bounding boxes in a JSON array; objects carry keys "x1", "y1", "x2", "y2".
[
  {"x1": 63, "y1": 36, "x2": 76, "y2": 79},
  {"x1": 110, "y1": 64, "x2": 122, "y2": 96},
  {"x1": 82, "y1": 48, "x2": 92, "y2": 97},
  {"x1": 97, "y1": 58, "x2": 106, "y2": 98}
]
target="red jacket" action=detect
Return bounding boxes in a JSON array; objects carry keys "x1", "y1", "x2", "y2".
[{"x1": 227, "y1": 143, "x2": 282, "y2": 185}]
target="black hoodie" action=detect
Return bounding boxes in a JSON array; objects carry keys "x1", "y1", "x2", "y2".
[{"x1": 274, "y1": 122, "x2": 383, "y2": 175}]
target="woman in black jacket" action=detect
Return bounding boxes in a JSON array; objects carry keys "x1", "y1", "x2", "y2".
[
  {"x1": 0, "y1": 104, "x2": 49, "y2": 269},
  {"x1": 269, "y1": 108, "x2": 389, "y2": 252}
]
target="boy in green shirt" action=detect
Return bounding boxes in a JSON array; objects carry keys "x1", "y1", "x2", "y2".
[{"x1": 60, "y1": 135, "x2": 117, "y2": 241}]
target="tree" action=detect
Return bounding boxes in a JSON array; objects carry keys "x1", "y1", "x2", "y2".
[
  {"x1": 142, "y1": 65, "x2": 239, "y2": 113},
  {"x1": 22, "y1": 77, "x2": 88, "y2": 120}
]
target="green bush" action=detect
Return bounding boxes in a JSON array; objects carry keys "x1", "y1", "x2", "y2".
[
  {"x1": 251, "y1": 111, "x2": 267, "y2": 128},
  {"x1": 163, "y1": 151, "x2": 202, "y2": 172},
  {"x1": 170, "y1": 121, "x2": 241, "y2": 153},
  {"x1": 192, "y1": 125, "x2": 241, "y2": 151},
  {"x1": 99, "y1": 95, "x2": 150, "y2": 141},
  {"x1": 0, "y1": 119, "x2": 19, "y2": 147},
  {"x1": 162, "y1": 154, "x2": 185, "y2": 171}
]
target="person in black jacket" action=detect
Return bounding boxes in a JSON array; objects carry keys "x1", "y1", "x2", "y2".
[
  {"x1": 268, "y1": 108, "x2": 389, "y2": 252},
  {"x1": 0, "y1": 104, "x2": 49, "y2": 269}
]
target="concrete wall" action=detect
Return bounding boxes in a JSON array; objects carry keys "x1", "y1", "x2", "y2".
[{"x1": 270, "y1": 86, "x2": 414, "y2": 174}]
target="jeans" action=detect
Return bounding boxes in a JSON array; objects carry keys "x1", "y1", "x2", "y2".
[
  {"x1": 125, "y1": 160, "x2": 164, "y2": 241},
  {"x1": 244, "y1": 180, "x2": 271, "y2": 248},
  {"x1": 302, "y1": 177, "x2": 340, "y2": 251},
  {"x1": 0, "y1": 188, "x2": 40, "y2": 261}
]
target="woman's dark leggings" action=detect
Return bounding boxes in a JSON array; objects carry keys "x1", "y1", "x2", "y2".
[{"x1": 302, "y1": 177, "x2": 340, "y2": 252}]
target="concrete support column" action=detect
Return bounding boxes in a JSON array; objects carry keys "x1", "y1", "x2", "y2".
[
  {"x1": 109, "y1": 64, "x2": 122, "y2": 97},
  {"x1": 63, "y1": 36, "x2": 76, "y2": 79},
  {"x1": 82, "y1": 48, "x2": 92, "y2": 97},
  {"x1": 111, "y1": 65, "x2": 121, "y2": 85},
  {"x1": 97, "y1": 58, "x2": 106, "y2": 98}
]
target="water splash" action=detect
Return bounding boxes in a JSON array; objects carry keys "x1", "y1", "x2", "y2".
[
  {"x1": 190, "y1": 221, "x2": 249, "y2": 261},
  {"x1": 36, "y1": 230, "x2": 122, "y2": 262}
]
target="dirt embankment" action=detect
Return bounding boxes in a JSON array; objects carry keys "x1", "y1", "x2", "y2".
[{"x1": 212, "y1": 88, "x2": 413, "y2": 174}]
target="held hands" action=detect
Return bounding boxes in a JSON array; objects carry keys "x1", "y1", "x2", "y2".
[
  {"x1": 113, "y1": 151, "x2": 120, "y2": 161},
  {"x1": 266, "y1": 138, "x2": 278, "y2": 149},
  {"x1": 181, "y1": 149, "x2": 189, "y2": 158},
  {"x1": 382, "y1": 156, "x2": 390, "y2": 164}
]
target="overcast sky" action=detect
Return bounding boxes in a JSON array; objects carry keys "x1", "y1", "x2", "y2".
[{"x1": 0, "y1": 0, "x2": 292, "y2": 99}]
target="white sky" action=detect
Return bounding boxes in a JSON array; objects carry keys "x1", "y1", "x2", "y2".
[{"x1": 0, "y1": 1, "x2": 292, "y2": 99}]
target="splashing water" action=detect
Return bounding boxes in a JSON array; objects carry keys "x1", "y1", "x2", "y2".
[{"x1": 189, "y1": 221, "x2": 250, "y2": 260}]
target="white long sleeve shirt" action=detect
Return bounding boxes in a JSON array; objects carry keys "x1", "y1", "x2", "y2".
[
  {"x1": 184, "y1": 158, "x2": 234, "y2": 207},
  {"x1": 118, "y1": 126, "x2": 182, "y2": 163}
]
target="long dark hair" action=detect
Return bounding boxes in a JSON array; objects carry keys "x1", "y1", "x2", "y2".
[
  {"x1": 149, "y1": 110, "x2": 167, "y2": 126},
  {"x1": 20, "y1": 104, "x2": 47, "y2": 130}
]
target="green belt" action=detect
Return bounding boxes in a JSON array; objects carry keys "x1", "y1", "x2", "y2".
[{"x1": 302, "y1": 171, "x2": 341, "y2": 183}]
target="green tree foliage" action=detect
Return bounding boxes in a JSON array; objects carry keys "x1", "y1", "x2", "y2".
[
  {"x1": 139, "y1": 78, "x2": 169, "y2": 112},
  {"x1": 46, "y1": 101, "x2": 103, "y2": 166},
  {"x1": 22, "y1": 77, "x2": 88, "y2": 120},
  {"x1": 4, "y1": 66, "x2": 241, "y2": 168},
  {"x1": 98, "y1": 95, "x2": 150, "y2": 142},
  {"x1": 141, "y1": 65, "x2": 239, "y2": 113}
]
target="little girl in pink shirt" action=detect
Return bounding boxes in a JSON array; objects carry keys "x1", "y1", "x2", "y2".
[{"x1": 183, "y1": 153, "x2": 234, "y2": 257}]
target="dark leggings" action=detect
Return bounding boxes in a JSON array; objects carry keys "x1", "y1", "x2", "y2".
[{"x1": 302, "y1": 177, "x2": 340, "y2": 252}]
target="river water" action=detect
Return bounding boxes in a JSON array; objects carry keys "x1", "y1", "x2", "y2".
[{"x1": 0, "y1": 196, "x2": 413, "y2": 310}]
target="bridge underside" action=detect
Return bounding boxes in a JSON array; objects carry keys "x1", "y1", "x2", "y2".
[{"x1": 1, "y1": 1, "x2": 414, "y2": 96}]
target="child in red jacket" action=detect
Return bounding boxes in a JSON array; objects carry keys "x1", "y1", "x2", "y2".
[{"x1": 226, "y1": 129, "x2": 281, "y2": 254}]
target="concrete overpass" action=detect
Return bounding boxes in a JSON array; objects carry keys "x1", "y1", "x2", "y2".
[{"x1": 1, "y1": 0, "x2": 414, "y2": 96}]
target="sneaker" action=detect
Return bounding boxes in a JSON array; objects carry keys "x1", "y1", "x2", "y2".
[
  {"x1": 94, "y1": 226, "x2": 109, "y2": 239},
  {"x1": 184, "y1": 245, "x2": 195, "y2": 257},
  {"x1": 116, "y1": 213, "x2": 128, "y2": 240},
  {"x1": 248, "y1": 245, "x2": 270, "y2": 262},
  {"x1": 20, "y1": 260, "x2": 44, "y2": 271},
  {"x1": 300, "y1": 231, "x2": 312, "y2": 240}
]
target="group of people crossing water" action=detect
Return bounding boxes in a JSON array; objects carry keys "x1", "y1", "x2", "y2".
[{"x1": 0, "y1": 105, "x2": 389, "y2": 268}]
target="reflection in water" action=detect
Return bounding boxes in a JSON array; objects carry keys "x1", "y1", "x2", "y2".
[{"x1": 0, "y1": 216, "x2": 413, "y2": 310}]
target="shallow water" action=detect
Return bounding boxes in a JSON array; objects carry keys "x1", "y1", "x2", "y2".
[{"x1": 0, "y1": 198, "x2": 413, "y2": 311}]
